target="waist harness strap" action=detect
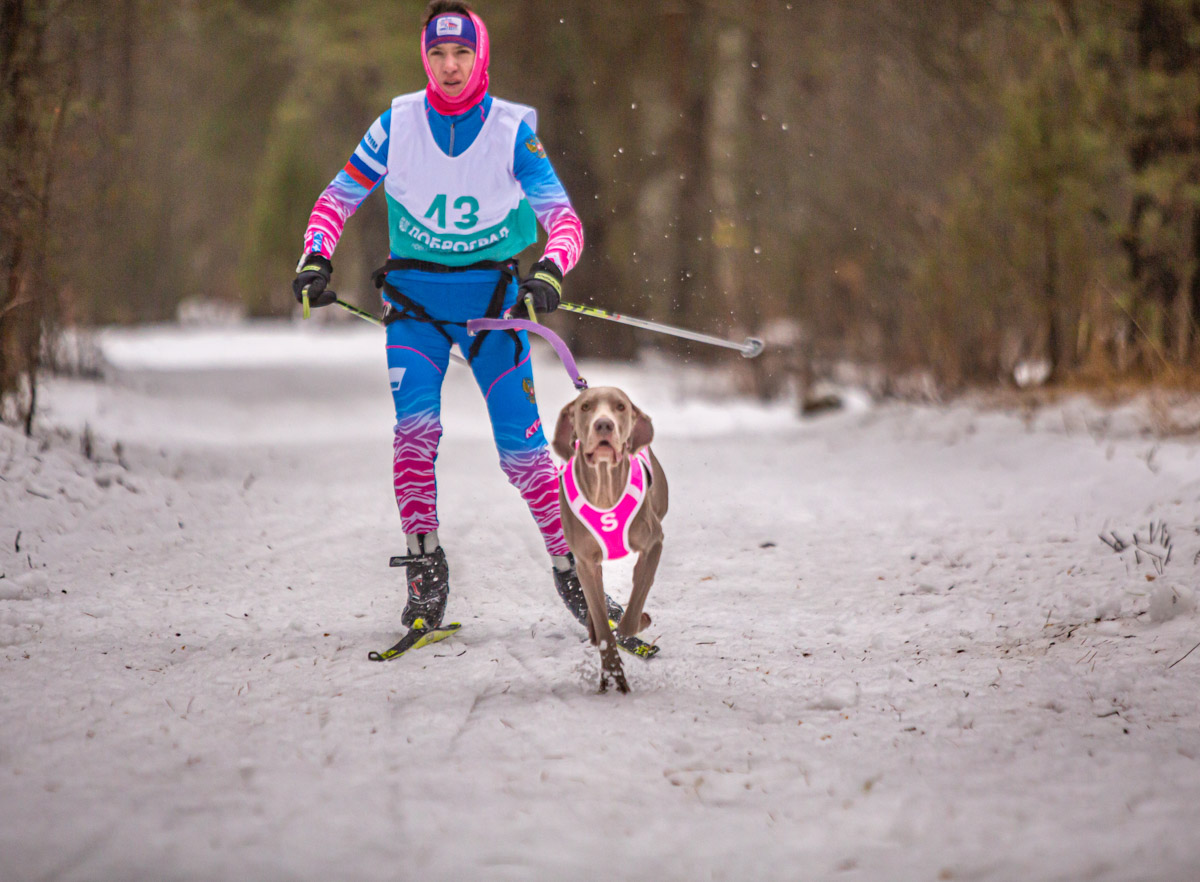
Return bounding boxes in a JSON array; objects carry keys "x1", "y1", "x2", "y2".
[{"x1": 374, "y1": 259, "x2": 523, "y2": 364}]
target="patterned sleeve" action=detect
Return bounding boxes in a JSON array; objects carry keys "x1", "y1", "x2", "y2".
[
  {"x1": 512, "y1": 121, "x2": 584, "y2": 274},
  {"x1": 300, "y1": 111, "x2": 391, "y2": 260}
]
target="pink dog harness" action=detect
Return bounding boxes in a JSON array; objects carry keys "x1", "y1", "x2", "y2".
[{"x1": 560, "y1": 448, "x2": 653, "y2": 560}]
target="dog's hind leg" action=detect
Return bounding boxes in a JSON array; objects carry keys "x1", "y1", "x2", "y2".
[{"x1": 620, "y1": 540, "x2": 662, "y2": 639}]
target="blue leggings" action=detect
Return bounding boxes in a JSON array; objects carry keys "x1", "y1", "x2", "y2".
[{"x1": 383, "y1": 268, "x2": 569, "y2": 555}]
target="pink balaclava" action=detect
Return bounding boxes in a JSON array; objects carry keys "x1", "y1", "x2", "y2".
[{"x1": 421, "y1": 10, "x2": 490, "y2": 116}]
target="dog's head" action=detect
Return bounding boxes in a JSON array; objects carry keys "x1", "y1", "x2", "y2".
[{"x1": 553, "y1": 386, "x2": 653, "y2": 466}]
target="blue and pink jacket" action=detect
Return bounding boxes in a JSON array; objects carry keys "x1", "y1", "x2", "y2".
[{"x1": 302, "y1": 94, "x2": 583, "y2": 274}]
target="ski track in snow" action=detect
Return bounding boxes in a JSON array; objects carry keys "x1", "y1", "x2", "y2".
[{"x1": 2, "y1": 322, "x2": 1200, "y2": 881}]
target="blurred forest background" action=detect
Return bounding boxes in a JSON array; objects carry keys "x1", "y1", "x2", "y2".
[{"x1": 2, "y1": 0, "x2": 1199, "y2": 428}]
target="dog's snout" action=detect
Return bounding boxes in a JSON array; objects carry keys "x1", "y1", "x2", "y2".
[{"x1": 593, "y1": 417, "x2": 615, "y2": 436}]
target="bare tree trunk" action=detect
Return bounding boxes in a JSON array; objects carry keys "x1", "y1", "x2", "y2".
[
  {"x1": 1191, "y1": 203, "x2": 1200, "y2": 367},
  {"x1": 664, "y1": 0, "x2": 711, "y2": 341},
  {"x1": 1126, "y1": 0, "x2": 1200, "y2": 373},
  {"x1": 709, "y1": 25, "x2": 749, "y2": 339},
  {"x1": 1044, "y1": 201, "x2": 1062, "y2": 380},
  {"x1": 0, "y1": 0, "x2": 77, "y2": 430},
  {"x1": 1, "y1": 0, "x2": 38, "y2": 423}
]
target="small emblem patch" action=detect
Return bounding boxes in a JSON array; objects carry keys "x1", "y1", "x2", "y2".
[
  {"x1": 436, "y1": 16, "x2": 464, "y2": 36},
  {"x1": 524, "y1": 136, "x2": 547, "y2": 159}
]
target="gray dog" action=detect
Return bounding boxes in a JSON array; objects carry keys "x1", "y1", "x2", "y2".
[{"x1": 553, "y1": 386, "x2": 669, "y2": 693}]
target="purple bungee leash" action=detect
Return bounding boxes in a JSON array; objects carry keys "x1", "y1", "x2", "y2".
[{"x1": 466, "y1": 317, "x2": 589, "y2": 390}]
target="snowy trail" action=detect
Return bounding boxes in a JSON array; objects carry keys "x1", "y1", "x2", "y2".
[{"x1": 3, "y1": 323, "x2": 1200, "y2": 881}]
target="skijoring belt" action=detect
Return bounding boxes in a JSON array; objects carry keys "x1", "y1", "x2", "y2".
[{"x1": 372, "y1": 257, "x2": 523, "y2": 364}]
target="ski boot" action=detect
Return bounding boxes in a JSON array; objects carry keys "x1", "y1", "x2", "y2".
[
  {"x1": 552, "y1": 552, "x2": 623, "y2": 627},
  {"x1": 390, "y1": 533, "x2": 449, "y2": 630}
]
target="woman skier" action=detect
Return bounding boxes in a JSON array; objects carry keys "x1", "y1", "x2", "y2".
[{"x1": 292, "y1": 0, "x2": 609, "y2": 637}]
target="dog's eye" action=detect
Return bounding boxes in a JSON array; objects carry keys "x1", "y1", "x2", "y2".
[
  {"x1": 580, "y1": 402, "x2": 591, "y2": 412},
  {"x1": 616, "y1": 403, "x2": 626, "y2": 412}
]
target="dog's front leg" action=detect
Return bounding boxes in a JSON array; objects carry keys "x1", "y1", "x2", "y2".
[
  {"x1": 621, "y1": 540, "x2": 663, "y2": 639},
  {"x1": 576, "y1": 555, "x2": 629, "y2": 694}
]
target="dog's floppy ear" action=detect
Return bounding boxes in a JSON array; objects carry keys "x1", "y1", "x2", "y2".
[
  {"x1": 552, "y1": 399, "x2": 578, "y2": 461},
  {"x1": 629, "y1": 404, "x2": 654, "y2": 453}
]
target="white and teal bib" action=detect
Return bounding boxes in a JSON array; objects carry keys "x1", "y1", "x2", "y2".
[{"x1": 384, "y1": 92, "x2": 539, "y2": 266}]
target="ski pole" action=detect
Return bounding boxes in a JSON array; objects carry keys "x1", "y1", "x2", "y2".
[
  {"x1": 556, "y1": 301, "x2": 764, "y2": 358},
  {"x1": 302, "y1": 289, "x2": 469, "y2": 364},
  {"x1": 299, "y1": 285, "x2": 382, "y2": 326},
  {"x1": 333, "y1": 297, "x2": 383, "y2": 326}
]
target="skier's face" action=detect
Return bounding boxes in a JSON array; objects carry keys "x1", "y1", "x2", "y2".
[{"x1": 426, "y1": 44, "x2": 476, "y2": 98}]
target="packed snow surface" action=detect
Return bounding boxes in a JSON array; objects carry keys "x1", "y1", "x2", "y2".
[{"x1": 2, "y1": 321, "x2": 1200, "y2": 881}]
